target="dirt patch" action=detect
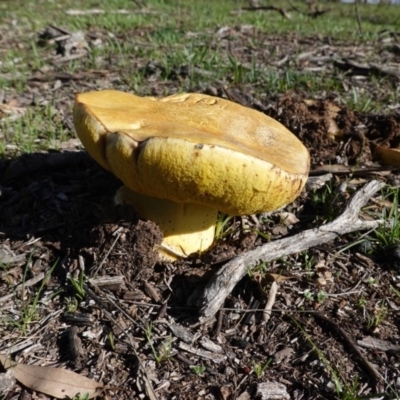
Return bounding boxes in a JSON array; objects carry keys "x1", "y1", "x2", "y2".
[
  {"x1": 265, "y1": 94, "x2": 400, "y2": 168},
  {"x1": 1, "y1": 94, "x2": 400, "y2": 399}
]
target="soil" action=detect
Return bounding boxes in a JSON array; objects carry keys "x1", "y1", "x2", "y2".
[{"x1": 1, "y1": 21, "x2": 400, "y2": 400}]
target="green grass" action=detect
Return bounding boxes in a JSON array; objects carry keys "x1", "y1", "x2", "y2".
[
  {"x1": 252, "y1": 359, "x2": 271, "y2": 378},
  {"x1": 1, "y1": 259, "x2": 58, "y2": 336},
  {"x1": 68, "y1": 269, "x2": 86, "y2": 301},
  {"x1": 214, "y1": 213, "x2": 234, "y2": 240},
  {"x1": 291, "y1": 317, "x2": 345, "y2": 396},
  {"x1": 310, "y1": 181, "x2": 342, "y2": 223},
  {"x1": 190, "y1": 364, "x2": 206, "y2": 376},
  {"x1": 145, "y1": 321, "x2": 173, "y2": 363},
  {"x1": 373, "y1": 186, "x2": 400, "y2": 248},
  {"x1": 2, "y1": 1, "x2": 399, "y2": 41},
  {"x1": 1, "y1": 1, "x2": 400, "y2": 84},
  {"x1": 0, "y1": 1, "x2": 399, "y2": 157},
  {"x1": 340, "y1": 185, "x2": 400, "y2": 256},
  {"x1": 311, "y1": 184, "x2": 400, "y2": 266},
  {"x1": 1, "y1": 104, "x2": 70, "y2": 156},
  {"x1": 71, "y1": 393, "x2": 90, "y2": 400}
]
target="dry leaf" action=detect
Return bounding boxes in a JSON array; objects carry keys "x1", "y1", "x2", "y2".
[
  {"x1": 374, "y1": 145, "x2": 400, "y2": 166},
  {"x1": 271, "y1": 225, "x2": 288, "y2": 236},
  {"x1": 0, "y1": 355, "x2": 103, "y2": 399},
  {"x1": 277, "y1": 212, "x2": 299, "y2": 226}
]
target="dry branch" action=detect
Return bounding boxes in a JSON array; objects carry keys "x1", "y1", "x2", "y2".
[
  {"x1": 198, "y1": 180, "x2": 385, "y2": 320},
  {"x1": 311, "y1": 312, "x2": 381, "y2": 384},
  {"x1": 262, "y1": 281, "x2": 278, "y2": 323}
]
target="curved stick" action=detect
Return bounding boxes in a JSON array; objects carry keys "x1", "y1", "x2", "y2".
[{"x1": 199, "y1": 180, "x2": 385, "y2": 320}]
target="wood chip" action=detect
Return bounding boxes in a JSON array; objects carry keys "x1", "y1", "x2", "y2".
[
  {"x1": 178, "y1": 342, "x2": 226, "y2": 363},
  {"x1": 0, "y1": 370, "x2": 16, "y2": 396},
  {"x1": 199, "y1": 336, "x2": 223, "y2": 353},
  {"x1": 237, "y1": 390, "x2": 251, "y2": 400},
  {"x1": 255, "y1": 381, "x2": 290, "y2": 399},
  {"x1": 167, "y1": 323, "x2": 195, "y2": 344},
  {"x1": 263, "y1": 281, "x2": 278, "y2": 323},
  {"x1": 357, "y1": 336, "x2": 400, "y2": 353},
  {"x1": 0, "y1": 244, "x2": 26, "y2": 266},
  {"x1": 63, "y1": 312, "x2": 95, "y2": 326},
  {"x1": 143, "y1": 281, "x2": 161, "y2": 303},
  {"x1": 273, "y1": 347, "x2": 294, "y2": 365},
  {"x1": 69, "y1": 326, "x2": 84, "y2": 368},
  {"x1": 89, "y1": 275, "x2": 126, "y2": 292},
  {"x1": 306, "y1": 173, "x2": 333, "y2": 190}
]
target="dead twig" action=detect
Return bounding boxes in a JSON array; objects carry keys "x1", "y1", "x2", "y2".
[
  {"x1": 262, "y1": 281, "x2": 278, "y2": 323},
  {"x1": 311, "y1": 312, "x2": 381, "y2": 384},
  {"x1": 310, "y1": 164, "x2": 400, "y2": 175},
  {"x1": 334, "y1": 59, "x2": 400, "y2": 80},
  {"x1": 198, "y1": 180, "x2": 386, "y2": 320},
  {"x1": 214, "y1": 310, "x2": 223, "y2": 337}
]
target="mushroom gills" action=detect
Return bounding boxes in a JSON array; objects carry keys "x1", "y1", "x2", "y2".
[{"x1": 115, "y1": 186, "x2": 217, "y2": 261}]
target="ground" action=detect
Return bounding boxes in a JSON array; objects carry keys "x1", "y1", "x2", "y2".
[{"x1": 1, "y1": 1, "x2": 400, "y2": 400}]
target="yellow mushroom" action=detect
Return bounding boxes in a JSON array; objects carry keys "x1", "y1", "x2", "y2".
[{"x1": 73, "y1": 90, "x2": 310, "y2": 260}]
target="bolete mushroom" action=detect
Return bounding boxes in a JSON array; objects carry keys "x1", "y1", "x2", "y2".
[{"x1": 73, "y1": 90, "x2": 310, "y2": 260}]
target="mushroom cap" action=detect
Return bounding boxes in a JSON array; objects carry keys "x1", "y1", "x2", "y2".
[{"x1": 73, "y1": 90, "x2": 310, "y2": 215}]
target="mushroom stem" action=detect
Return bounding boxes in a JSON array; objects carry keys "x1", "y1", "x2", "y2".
[{"x1": 115, "y1": 186, "x2": 217, "y2": 260}]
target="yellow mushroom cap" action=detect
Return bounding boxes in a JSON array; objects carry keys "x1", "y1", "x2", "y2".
[{"x1": 73, "y1": 90, "x2": 310, "y2": 216}]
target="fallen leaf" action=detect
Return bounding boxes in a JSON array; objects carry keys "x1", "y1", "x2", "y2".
[
  {"x1": 277, "y1": 212, "x2": 299, "y2": 226},
  {"x1": 374, "y1": 145, "x2": 400, "y2": 166},
  {"x1": 271, "y1": 225, "x2": 288, "y2": 236},
  {"x1": 0, "y1": 355, "x2": 103, "y2": 399}
]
